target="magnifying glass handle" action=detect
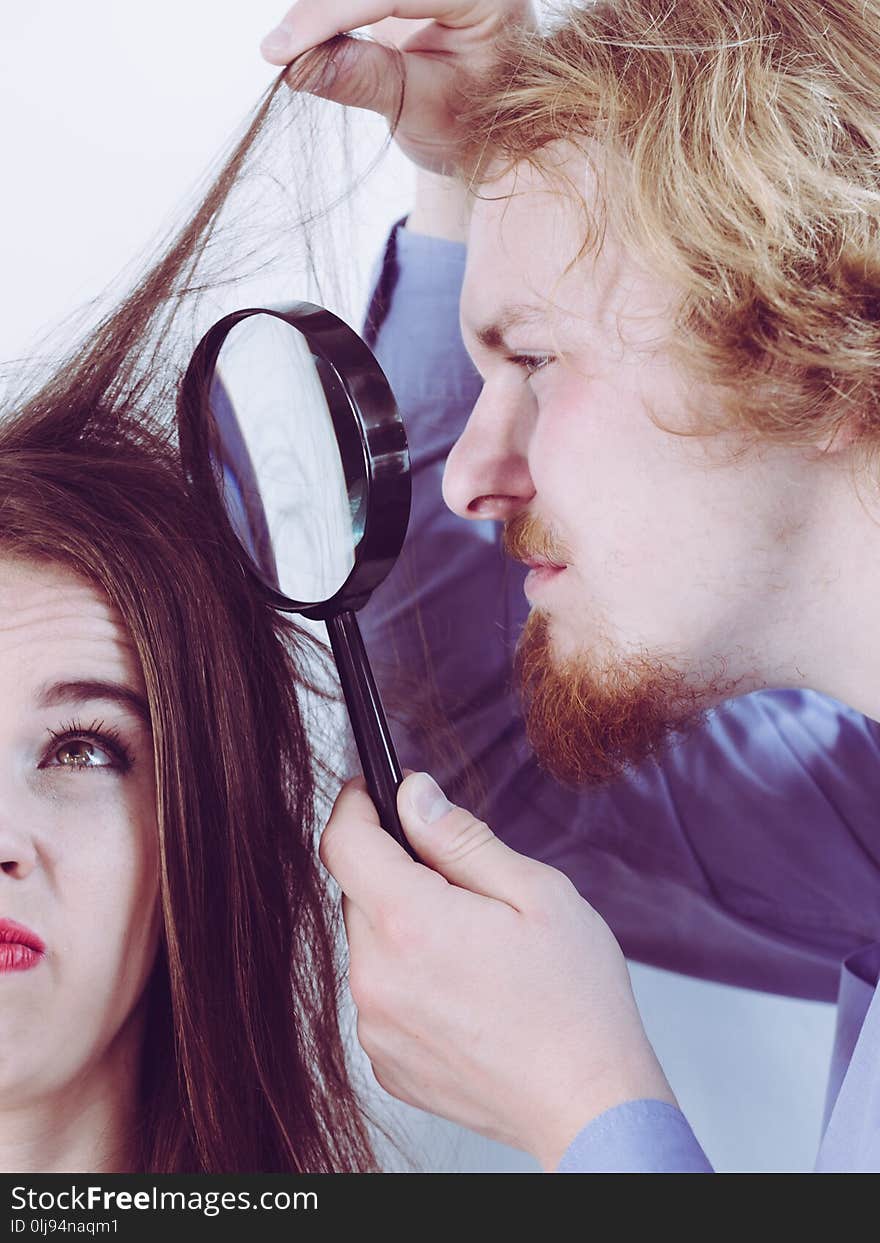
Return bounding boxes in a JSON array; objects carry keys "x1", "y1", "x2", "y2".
[{"x1": 325, "y1": 610, "x2": 418, "y2": 861}]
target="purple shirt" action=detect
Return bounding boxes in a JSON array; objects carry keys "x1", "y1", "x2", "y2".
[{"x1": 357, "y1": 220, "x2": 880, "y2": 1172}]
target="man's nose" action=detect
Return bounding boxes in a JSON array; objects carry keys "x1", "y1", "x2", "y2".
[{"x1": 442, "y1": 387, "x2": 536, "y2": 522}]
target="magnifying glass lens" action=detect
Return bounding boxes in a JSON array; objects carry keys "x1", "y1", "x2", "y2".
[
  {"x1": 215, "y1": 314, "x2": 360, "y2": 604},
  {"x1": 183, "y1": 304, "x2": 414, "y2": 858}
]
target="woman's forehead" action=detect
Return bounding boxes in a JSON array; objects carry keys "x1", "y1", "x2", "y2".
[{"x1": 0, "y1": 557, "x2": 143, "y2": 702}]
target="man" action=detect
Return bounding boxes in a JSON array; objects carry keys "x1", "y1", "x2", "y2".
[{"x1": 262, "y1": 0, "x2": 880, "y2": 1171}]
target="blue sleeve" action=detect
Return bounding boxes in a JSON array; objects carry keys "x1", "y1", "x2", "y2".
[
  {"x1": 557, "y1": 1101, "x2": 713, "y2": 1173},
  {"x1": 358, "y1": 221, "x2": 880, "y2": 1005}
]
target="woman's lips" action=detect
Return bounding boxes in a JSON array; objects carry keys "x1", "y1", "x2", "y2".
[{"x1": 0, "y1": 919, "x2": 45, "y2": 972}]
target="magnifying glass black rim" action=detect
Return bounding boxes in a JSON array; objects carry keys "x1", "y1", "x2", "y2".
[{"x1": 180, "y1": 302, "x2": 411, "y2": 619}]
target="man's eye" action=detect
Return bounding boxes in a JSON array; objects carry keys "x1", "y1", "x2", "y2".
[{"x1": 507, "y1": 353, "x2": 554, "y2": 377}]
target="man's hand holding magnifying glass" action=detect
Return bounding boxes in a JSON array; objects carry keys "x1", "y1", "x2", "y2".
[{"x1": 321, "y1": 773, "x2": 676, "y2": 1171}]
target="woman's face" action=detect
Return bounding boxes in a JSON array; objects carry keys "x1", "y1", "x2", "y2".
[{"x1": 0, "y1": 556, "x2": 159, "y2": 1107}]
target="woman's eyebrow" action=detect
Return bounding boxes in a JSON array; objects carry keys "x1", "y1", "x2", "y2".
[{"x1": 36, "y1": 679, "x2": 152, "y2": 729}]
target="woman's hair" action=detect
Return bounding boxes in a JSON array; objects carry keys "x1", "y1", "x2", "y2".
[
  {"x1": 455, "y1": 0, "x2": 880, "y2": 449},
  {"x1": 0, "y1": 53, "x2": 381, "y2": 1173}
]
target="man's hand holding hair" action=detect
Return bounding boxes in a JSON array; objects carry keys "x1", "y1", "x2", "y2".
[
  {"x1": 320, "y1": 771, "x2": 676, "y2": 1171},
  {"x1": 261, "y1": 1, "x2": 538, "y2": 174}
]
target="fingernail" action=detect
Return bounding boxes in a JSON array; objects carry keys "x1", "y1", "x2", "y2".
[
  {"x1": 410, "y1": 772, "x2": 454, "y2": 825},
  {"x1": 261, "y1": 24, "x2": 295, "y2": 58}
]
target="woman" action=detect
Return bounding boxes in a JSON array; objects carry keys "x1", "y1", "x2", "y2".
[{"x1": 0, "y1": 50, "x2": 379, "y2": 1174}]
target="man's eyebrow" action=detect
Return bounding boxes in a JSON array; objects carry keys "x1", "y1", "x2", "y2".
[
  {"x1": 465, "y1": 303, "x2": 551, "y2": 353},
  {"x1": 37, "y1": 680, "x2": 152, "y2": 729}
]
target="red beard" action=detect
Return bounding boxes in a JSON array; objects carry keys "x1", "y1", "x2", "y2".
[{"x1": 514, "y1": 609, "x2": 730, "y2": 787}]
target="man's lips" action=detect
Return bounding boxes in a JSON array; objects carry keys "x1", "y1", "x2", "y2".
[
  {"x1": 522, "y1": 560, "x2": 567, "y2": 599},
  {"x1": 0, "y1": 919, "x2": 45, "y2": 972}
]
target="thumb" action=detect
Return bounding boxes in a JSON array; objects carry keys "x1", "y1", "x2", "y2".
[
  {"x1": 283, "y1": 35, "x2": 403, "y2": 122},
  {"x1": 397, "y1": 771, "x2": 535, "y2": 909}
]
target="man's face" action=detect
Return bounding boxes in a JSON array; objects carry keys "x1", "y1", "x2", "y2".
[{"x1": 444, "y1": 143, "x2": 816, "y2": 783}]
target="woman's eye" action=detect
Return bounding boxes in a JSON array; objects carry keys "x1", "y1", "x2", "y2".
[
  {"x1": 40, "y1": 723, "x2": 132, "y2": 774},
  {"x1": 51, "y1": 738, "x2": 115, "y2": 770}
]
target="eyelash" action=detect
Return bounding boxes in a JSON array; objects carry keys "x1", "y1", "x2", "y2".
[
  {"x1": 42, "y1": 719, "x2": 134, "y2": 775},
  {"x1": 506, "y1": 353, "x2": 555, "y2": 377}
]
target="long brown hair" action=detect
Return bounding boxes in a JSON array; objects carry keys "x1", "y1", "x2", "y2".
[{"x1": 0, "y1": 49, "x2": 384, "y2": 1173}]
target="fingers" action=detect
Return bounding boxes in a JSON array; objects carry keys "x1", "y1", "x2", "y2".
[
  {"x1": 261, "y1": 1, "x2": 497, "y2": 65},
  {"x1": 324, "y1": 772, "x2": 556, "y2": 935},
  {"x1": 368, "y1": 16, "x2": 436, "y2": 48},
  {"x1": 284, "y1": 35, "x2": 403, "y2": 119},
  {"x1": 319, "y1": 776, "x2": 432, "y2": 912},
  {"x1": 340, "y1": 892, "x2": 371, "y2": 955},
  {"x1": 395, "y1": 771, "x2": 541, "y2": 910}
]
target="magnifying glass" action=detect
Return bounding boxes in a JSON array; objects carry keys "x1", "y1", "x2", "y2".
[{"x1": 179, "y1": 303, "x2": 415, "y2": 858}]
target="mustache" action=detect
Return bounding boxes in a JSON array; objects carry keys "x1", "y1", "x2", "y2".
[{"x1": 502, "y1": 512, "x2": 572, "y2": 566}]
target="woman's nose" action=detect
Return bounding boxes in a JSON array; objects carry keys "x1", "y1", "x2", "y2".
[
  {"x1": 0, "y1": 814, "x2": 38, "y2": 880},
  {"x1": 442, "y1": 388, "x2": 536, "y2": 522}
]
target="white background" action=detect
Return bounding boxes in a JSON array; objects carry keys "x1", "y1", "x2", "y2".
[{"x1": 0, "y1": 1, "x2": 837, "y2": 1172}]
